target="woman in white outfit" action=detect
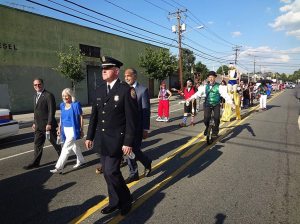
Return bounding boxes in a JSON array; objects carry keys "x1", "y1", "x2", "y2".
[{"x1": 50, "y1": 88, "x2": 85, "y2": 173}]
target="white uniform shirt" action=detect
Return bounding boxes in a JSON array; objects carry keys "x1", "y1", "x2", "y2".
[{"x1": 189, "y1": 83, "x2": 233, "y2": 105}]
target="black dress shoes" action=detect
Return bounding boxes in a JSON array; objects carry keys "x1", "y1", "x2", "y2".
[
  {"x1": 120, "y1": 203, "x2": 132, "y2": 216},
  {"x1": 125, "y1": 174, "x2": 139, "y2": 184},
  {"x1": 23, "y1": 164, "x2": 39, "y2": 170},
  {"x1": 204, "y1": 127, "x2": 208, "y2": 136},
  {"x1": 101, "y1": 205, "x2": 118, "y2": 214},
  {"x1": 144, "y1": 163, "x2": 152, "y2": 177}
]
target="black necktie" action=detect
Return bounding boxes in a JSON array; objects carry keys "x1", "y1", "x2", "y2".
[{"x1": 107, "y1": 85, "x2": 111, "y2": 94}]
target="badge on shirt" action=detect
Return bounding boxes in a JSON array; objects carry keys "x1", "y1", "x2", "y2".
[
  {"x1": 114, "y1": 95, "x2": 119, "y2": 102},
  {"x1": 130, "y1": 88, "x2": 137, "y2": 99}
]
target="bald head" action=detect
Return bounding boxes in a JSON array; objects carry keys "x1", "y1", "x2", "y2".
[{"x1": 124, "y1": 68, "x2": 137, "y2": 86}]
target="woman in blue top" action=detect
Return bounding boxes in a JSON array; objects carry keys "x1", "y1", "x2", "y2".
[{"x1": 50, "y1": 88, "x2": 85, "y2": 173}]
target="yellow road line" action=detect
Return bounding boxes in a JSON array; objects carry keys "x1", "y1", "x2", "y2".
[
  {"x1": 109, "y1": 119, "x2": 242, "y2": 224},
  {"x1": 70, "y1": 91, "x2": 283, "y2": 224},
  {"x1": 70, "y1": 123, "x2": 205, "y2": 223},
  {"x1": 108, "y1": 91, "x2": 284, "y2": 223}
]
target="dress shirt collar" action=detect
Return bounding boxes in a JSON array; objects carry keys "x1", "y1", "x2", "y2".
[
  {"x1": 131, "y1": 81, "x2": 137, "y2": 88},
  {"x1": 107, "y1": 79, "x2": 118, "y2": 89}
]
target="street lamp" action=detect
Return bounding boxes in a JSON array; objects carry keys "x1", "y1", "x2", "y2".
[{"x1": 172, "y1": 24, "x2": 204, "y2": 90}]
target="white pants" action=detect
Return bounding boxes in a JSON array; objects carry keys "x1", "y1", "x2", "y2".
[
  {"x1": 260, "y1": 94, "x2": 267, "y2": 109},
  {"x1": 55, "y1": 126, "x2": 84, "y2": 170}
]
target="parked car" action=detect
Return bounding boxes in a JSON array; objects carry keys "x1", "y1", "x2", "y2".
[
  {"x1": 0, "y1": 108, "x2": 19, "y2": 139},
  {"x1": 285, "y1": 82, "x2": 296, "y2": 89}
]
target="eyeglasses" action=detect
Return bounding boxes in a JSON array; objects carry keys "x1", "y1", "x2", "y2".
[{"x1": 33, "y1": 83, "x2": 42, "y2": 86}]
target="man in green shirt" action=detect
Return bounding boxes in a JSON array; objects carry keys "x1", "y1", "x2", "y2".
[{"x1": 188, "y1": 71, "x2": 234, "y2": 137}]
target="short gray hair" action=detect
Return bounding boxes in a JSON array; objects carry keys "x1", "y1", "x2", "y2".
[{"x1": 62, "y1": 88, "x2": 75, "y2": 102}]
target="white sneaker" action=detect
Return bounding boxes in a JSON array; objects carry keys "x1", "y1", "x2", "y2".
[
  {"x1": 50, "y1": 168, "x2": 62, "y2": 174},
  {"x1": 164, "y1": 117, "x2": 169, "y2": 122},
  {"x1": 156, "y1": 117, "x2": 162, "y2": 122},
  {"x1": 73, "y1": 162, "x2": 84, "y2": 169}
]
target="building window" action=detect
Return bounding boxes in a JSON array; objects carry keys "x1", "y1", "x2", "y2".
[{"x1": 79, "y1": 44, "x2": 100, "y2": 58}]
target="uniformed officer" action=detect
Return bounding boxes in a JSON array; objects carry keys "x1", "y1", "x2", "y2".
[{"x1": 85, "y1": 56, "x2": 138, "y2": 216}]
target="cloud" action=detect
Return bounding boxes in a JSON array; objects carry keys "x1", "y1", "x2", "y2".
[
  {"x1": 231, "y1": 31, "x2": 242, "y2": 37},
  {"x1": 207, "y1": 21, "x2": 214, "y2": 25},
  {"x1": 237, "y1": 46, "x2": 300, "y2": 74},
  {"x1": 265, "y1": 7, "x2": 272, "y2": 13},
  {"x1": 269, "y1": 0, "x2": 300, "y2": 39},
  {"x1": 280, "y1": 0, "x2": 292, "y2": 3}
]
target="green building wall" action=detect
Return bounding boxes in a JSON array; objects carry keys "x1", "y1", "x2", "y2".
[{"x1": 0, "y1": 5, "x2": 163, "y2": 113}]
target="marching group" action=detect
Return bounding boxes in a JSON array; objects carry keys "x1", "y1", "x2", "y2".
[{"x1": 23, "y1": 58, "x2": 278, "y2": 217}]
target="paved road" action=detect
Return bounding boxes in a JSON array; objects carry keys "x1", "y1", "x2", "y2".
[{"x1": 0, "y1": 89, "x2": 299, "y2": 224}]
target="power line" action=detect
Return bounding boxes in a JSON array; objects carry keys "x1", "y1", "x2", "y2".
[
  {"x1": 104, "y1": 0, "x2": 170, "y2": 31},
  {"x1": 63, "y1": 0, "x2": 175, "y2": 42},
  {"x1": 26, "y1": 0, "x2": 178, "y2": 49},
  {"x1": 168, "y1": 0, "x2": 186, "y2": 9},
  {"x1": 186, "y1": 9, "x2": 236, "y2": 47},
  {"x1": 143, "y1": 0, "x2": 169, "y2": 13},
  {"x1": 48, "y1": 0, "x2": 163, "y2": 42},
  {"x1": 159, "y1": 0, "x2": 178, "y2": 9}
]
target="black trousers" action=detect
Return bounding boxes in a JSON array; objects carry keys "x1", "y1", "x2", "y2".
[
  {"x1": 126, "y1": 135, "x2": 152, "y2": 177},
  {"x1": 32, "y1": 129, "x2": 61, "y2": 166},
  {"x1": 204, "y1": 104, "x2": 221, "y2": 135},
  {"x1": 101, "y1": 155, "x2": 132, "y2": 208}
]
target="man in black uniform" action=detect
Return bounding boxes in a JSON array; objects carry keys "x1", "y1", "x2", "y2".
[{"x1": 85, "y1": 56, "x2": 138, "y2": 216}]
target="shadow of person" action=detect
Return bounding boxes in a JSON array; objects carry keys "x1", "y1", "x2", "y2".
[
  {"x1": 266, "y1": 105, "x2": 280, "y2": 110},
  {"x1": 149, "y1": 123, "x2": 182, "y2": 137},
  {"x1": 47, "y1": 195, "x2": 106, "y2": 224},
  {"x1": 142, "y1": 136, "x2": 191, "y2": 163},
  {"x1": 0, "y1": 167, "x2": 76, "y2": 224},
  {"x1": 94, "y1": 192, "x2": 165, "y2": 224},
  {"x1": 119, "y1": 145, "x2": 223, "y2": 223},
  {"x1": 215, "y1": 213, "x2": 227, "y2": 224},
  {"x1": 220, "y1": 123, "x2": 256, "y2": 143},
  {"x1": 141, "y1": 138, "x2": 162, "y2": 149}
]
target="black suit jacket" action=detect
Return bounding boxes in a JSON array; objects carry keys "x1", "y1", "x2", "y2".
[
  {"x1": 33, "y1": 89, "x2": 58, "y2": 131},
  {"x1": 86, "y1": 79, "x2": 138, "y2": 157}
]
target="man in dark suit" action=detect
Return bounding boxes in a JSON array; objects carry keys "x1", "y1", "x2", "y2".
[
  {"x1": 85, "y1": 56, "x2": 138, "y2": 216},
  {"x1": 124, "y1": 68, "x2": 152, "y2": 184},
  {"x1": 24, "y1": 78, "x2": 61, "y2": 169}
]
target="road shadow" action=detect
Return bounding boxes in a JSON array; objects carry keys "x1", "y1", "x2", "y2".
[
  {"x1": 0, "y1": 163, "x2": 104, "y2": 224},
  {"x1": 117, "y1": 144, "x2": 223, "y2": 223},
  {"x1": 149, "y1": 123, "x2": 183, "y2": 137},
  {"x1": 215, "y1": 213, "x2": 227, "y2": 224},
  {"x1": 94, "y1": 192, "x2": 165, "y2": 224},
  {"x1": 266, "y1": 105, "x2": 281, "y2": 110},
  {"x1": 142, "y1": 136, "x2": 191, "y2": 163},
  {"x1": 0, "y1": 132, "x2": 34, "y2": 150},
  {"x1": 220, "y1": 123, "x2": 256, "y2": 143}
]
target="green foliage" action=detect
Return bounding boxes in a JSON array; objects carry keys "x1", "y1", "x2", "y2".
[
  {"x1": 139, "y1": 47, "x2": 177, "y2": 81},
  {"x1": 194, "y1": 61, "x2": 209, "y2": 81},
  {"x1": 55, "y1": 46, "x2": 85, "y2": 89},
  {"x1": 287, "y1": 69, "x2": 300, "y2": 82},
  {"x1": 182, "y1": 48, "x2": 196, "y2": 81},
  {"x1": 217, "y1": 65, "x2": 229, "y2": 76}
]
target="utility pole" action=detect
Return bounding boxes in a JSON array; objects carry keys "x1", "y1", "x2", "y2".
[
  {"x1": 253, "y1": 56, "x2": 256, "y2": 82},
  {"x1": 233, "y1": 45, "x2": 241, "y2": 65},
  {"x1": 169, "y1": 9, "x2": 187, "y2": 90}
]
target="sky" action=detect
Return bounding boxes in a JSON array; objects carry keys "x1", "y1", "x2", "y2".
[{"x1": 1, "y1": 0, "x2": 300, "y2": 75}]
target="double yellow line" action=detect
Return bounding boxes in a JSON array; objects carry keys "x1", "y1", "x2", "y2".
[{"x1": 71, "y1": 91, "x2": 283, "y2": 224}]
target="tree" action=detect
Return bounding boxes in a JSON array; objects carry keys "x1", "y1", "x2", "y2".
[
  {"x1": 217, "y1": 65, "x2": 229, "y2": 76},
  {"x1": 139, "y1": 47, "x2": 177, "y2": 81},
  {"x1": 194, "y1": 61, "x2": 209, "y2": 81},
  {"x1": 182, "y1": 48, "x2": 196, "y2": 81},
  {"x1": 55, "y1": 46, "x2": 85, "y2": 93}
]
